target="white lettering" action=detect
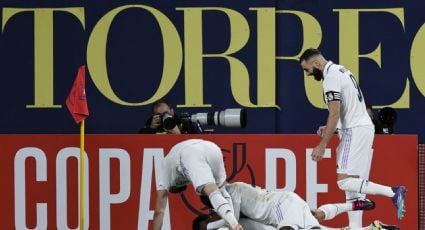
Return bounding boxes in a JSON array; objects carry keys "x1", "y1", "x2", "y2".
[
  {"x1": 265, "y1": 148, "x2": 296, "y2": 191},
  {"x1": 137, "y1": 148, "x2": 171, "y2": 230},
  {"x1": 56, "y1": 147, "x2": 89, "y2": 230},
  {"x1": 14, "y1": 147, "x2": 47, "y2": 230},
  {"x1": 99, "y1": 148, "x2": 131, "y2": 230},
  {"x1": 305, "y1": 148, "x2": 331, "y2": 209}
]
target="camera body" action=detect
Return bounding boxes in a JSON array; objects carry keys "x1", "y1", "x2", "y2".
[
  {"x1": 376, "y1": 107, "x2": 397, "y2": 134},
  {"x1": 160, "y1": 112, "x2": 178, "y2": 130}
]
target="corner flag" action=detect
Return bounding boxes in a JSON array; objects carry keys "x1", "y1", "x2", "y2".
[
  {"x1": 66, "y1": 65, "x2": 89, "y2": 123},
  {"x1": 66, "y1": 65, "x2": 89, "y2": 230}
]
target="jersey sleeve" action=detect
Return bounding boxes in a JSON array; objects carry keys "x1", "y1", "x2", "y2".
[
  {"x1": 323, "y1": 69, "x2": 342, "y2": 103},
  {"x1": 156, "y1": 160, "x2": 169, "y2": 191}
]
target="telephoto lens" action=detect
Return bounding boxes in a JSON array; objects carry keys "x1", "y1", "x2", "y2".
[{"x1": 190, "y1": 108, "x2": 247, "y2": 128}]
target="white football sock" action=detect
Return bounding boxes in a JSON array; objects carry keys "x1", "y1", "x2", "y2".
[
  {"x1": 318, "y1": 203, "x2": 352, "y2": 220},
  {"x1": 208, "y1": 190, "x2": 238, "y2": 229},
  {"x1": 337, "y1": 178, "x2": 395, "y2": 197},
  {"x1": 346, "y1": 191, "x2": 364, "y2": 227}
]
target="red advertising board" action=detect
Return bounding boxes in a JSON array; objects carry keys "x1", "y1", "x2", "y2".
[{"x1": 0, "y1": 134, "x2": 418, "y2": 229}]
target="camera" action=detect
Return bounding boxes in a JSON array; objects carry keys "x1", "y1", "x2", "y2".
[
  {"x1": 160, "y1": 112, "x2": 178, "y2": 130},
  {"x1": 377, "y1": 107, "x2": 397, "y2": 134},
  {"x1": 160, "y1": 108, "x2": 247, "y2": 132}
]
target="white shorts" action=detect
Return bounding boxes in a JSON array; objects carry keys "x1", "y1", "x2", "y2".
[
  {"x1": 336, "y1": 125, "x2": 374, "y2": 177},
  {"x1": 274, "y1": 192, "x2": 320, "y2": 229},
  {"x1": 179, "y1": 140, "x2": 227, "y2": 194}
]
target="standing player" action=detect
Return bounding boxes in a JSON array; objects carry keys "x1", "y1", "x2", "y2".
[
  {"x1": 298, "y1": 48, "x2": 406, "y2": 227},
  {"x1": 153, "y1": 139, "x2": 241, "y2": 230},
  {"x1": 193, "y1": 182, "x2": 399, "y2": 230}
]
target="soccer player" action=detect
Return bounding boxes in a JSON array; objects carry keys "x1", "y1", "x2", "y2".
[
  {"x1": 299, "y1": 48, "x2": 406, "y2": 227},
  {"x1": 153, "y1": 139, "x2": 241, "y2": 230},
  {"x1": 193, "y1": 182, "x2": 399, "y2": 230}
]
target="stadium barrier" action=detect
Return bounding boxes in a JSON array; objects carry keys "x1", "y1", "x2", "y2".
[{"x1": 0, "y1": 134, "x2": 418, "y2": 229}]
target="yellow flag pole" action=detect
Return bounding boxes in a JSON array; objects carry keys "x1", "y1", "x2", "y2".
[{"x1": 79, "y1": 119, "x2": 85, "y2": 230}]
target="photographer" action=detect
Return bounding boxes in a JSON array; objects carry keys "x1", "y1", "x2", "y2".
[{"x1": 138, "y1": 99, "x2": 199, "y2": 134}]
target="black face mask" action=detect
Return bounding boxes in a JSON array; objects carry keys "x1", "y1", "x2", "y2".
[{"x1": 312, "y1": 67, "x2": 323, "y2": 81}]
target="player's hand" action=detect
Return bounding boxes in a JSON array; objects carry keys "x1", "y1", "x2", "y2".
[
  {"x1": 311, "y1": 145, "x2": 325, "y2": 161},
  {"x1": 316, "y1": 126, "x2": 326, "y2": 136},
  {"x1": 237, "y1": 224, "x2": 243, "y2": 230},
  {"x1": 150, "y1": 114, "x2": 161, "y2": 129}
]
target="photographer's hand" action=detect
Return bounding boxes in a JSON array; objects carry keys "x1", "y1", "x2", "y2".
[
  {"x1": 150, "y1": 114, "x2": 161, "y2": 129},
  {"x1": 165, "y1": 125, "x2": 181, "y2": 134}
]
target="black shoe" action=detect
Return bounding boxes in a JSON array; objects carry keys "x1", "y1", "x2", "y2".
[
  {"x1": 352, "y1": 199, "x2": 375, "y2": 211},
  {"x1": 370, "y1": 220, "x2": 400, "y2": 230}
]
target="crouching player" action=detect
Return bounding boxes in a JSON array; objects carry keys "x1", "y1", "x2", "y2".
[{"x1": 153, "y1": 139, "x2": 242, "y2": 230}]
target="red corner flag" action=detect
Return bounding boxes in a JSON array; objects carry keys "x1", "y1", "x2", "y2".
[{"x1": 66, "y1": 65, "x2": 89, "y2": 123}]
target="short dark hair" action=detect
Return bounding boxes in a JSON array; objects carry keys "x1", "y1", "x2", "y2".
[
  {"x1": 151, "y1": 98, "x2": 172, "y2": 113},
  {"x1": 200, "y1": 195, "x2": 213, "y2": 209},
  {"x1": 168, "y1": 185, "x2": 187, "y2": 194},
  {"x1": 279, "y1": 227, "x2": 296, "y2": 230},
  {"x1": 366, "y1": 103, "x2": 373, "y2": 111},
  {"x1": 299, "y1": 48, "x2": 322, "y2": 63},
  {"x1": 192, "y1": 213, "x2": 222, "y2": 230},
  {"x1": 192, "y1": 214, "x2": 210, "y2": 230}
]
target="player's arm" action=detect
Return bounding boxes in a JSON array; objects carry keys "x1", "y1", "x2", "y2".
[
  {"x1": 312, "y1": 100, "x2": 340, "y2": 161},
  {"x1": 320, "y1": 100, "x2": 340, "y2": 147},
  {"x1": 232, "y1": 200, "x2": 241, "y2": 221},
  {"x1": 153, "y1": 189, "x2": 168, "y2": 230}
]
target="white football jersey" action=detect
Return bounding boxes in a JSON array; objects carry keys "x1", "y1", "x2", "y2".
[
  {"x1": 226, "y1": 182, "x2": 283, "y2": 226},
  {"x1": 156, "y1": 139, "x2": 226, "y2": 192},
  {"x1": 226, "y1": 182, "x2": 320, "y2": 228},
  {"x1": 322, "y1": 61, "x2": 373, "y2": 129}
]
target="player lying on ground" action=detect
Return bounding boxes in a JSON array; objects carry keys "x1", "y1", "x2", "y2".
[
  {"x1": 193, "y1": 182, "x2": 399, "y2": 230},
  {"x1": 194, "y1": 214, "x2": 398, "y2": 230}
]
